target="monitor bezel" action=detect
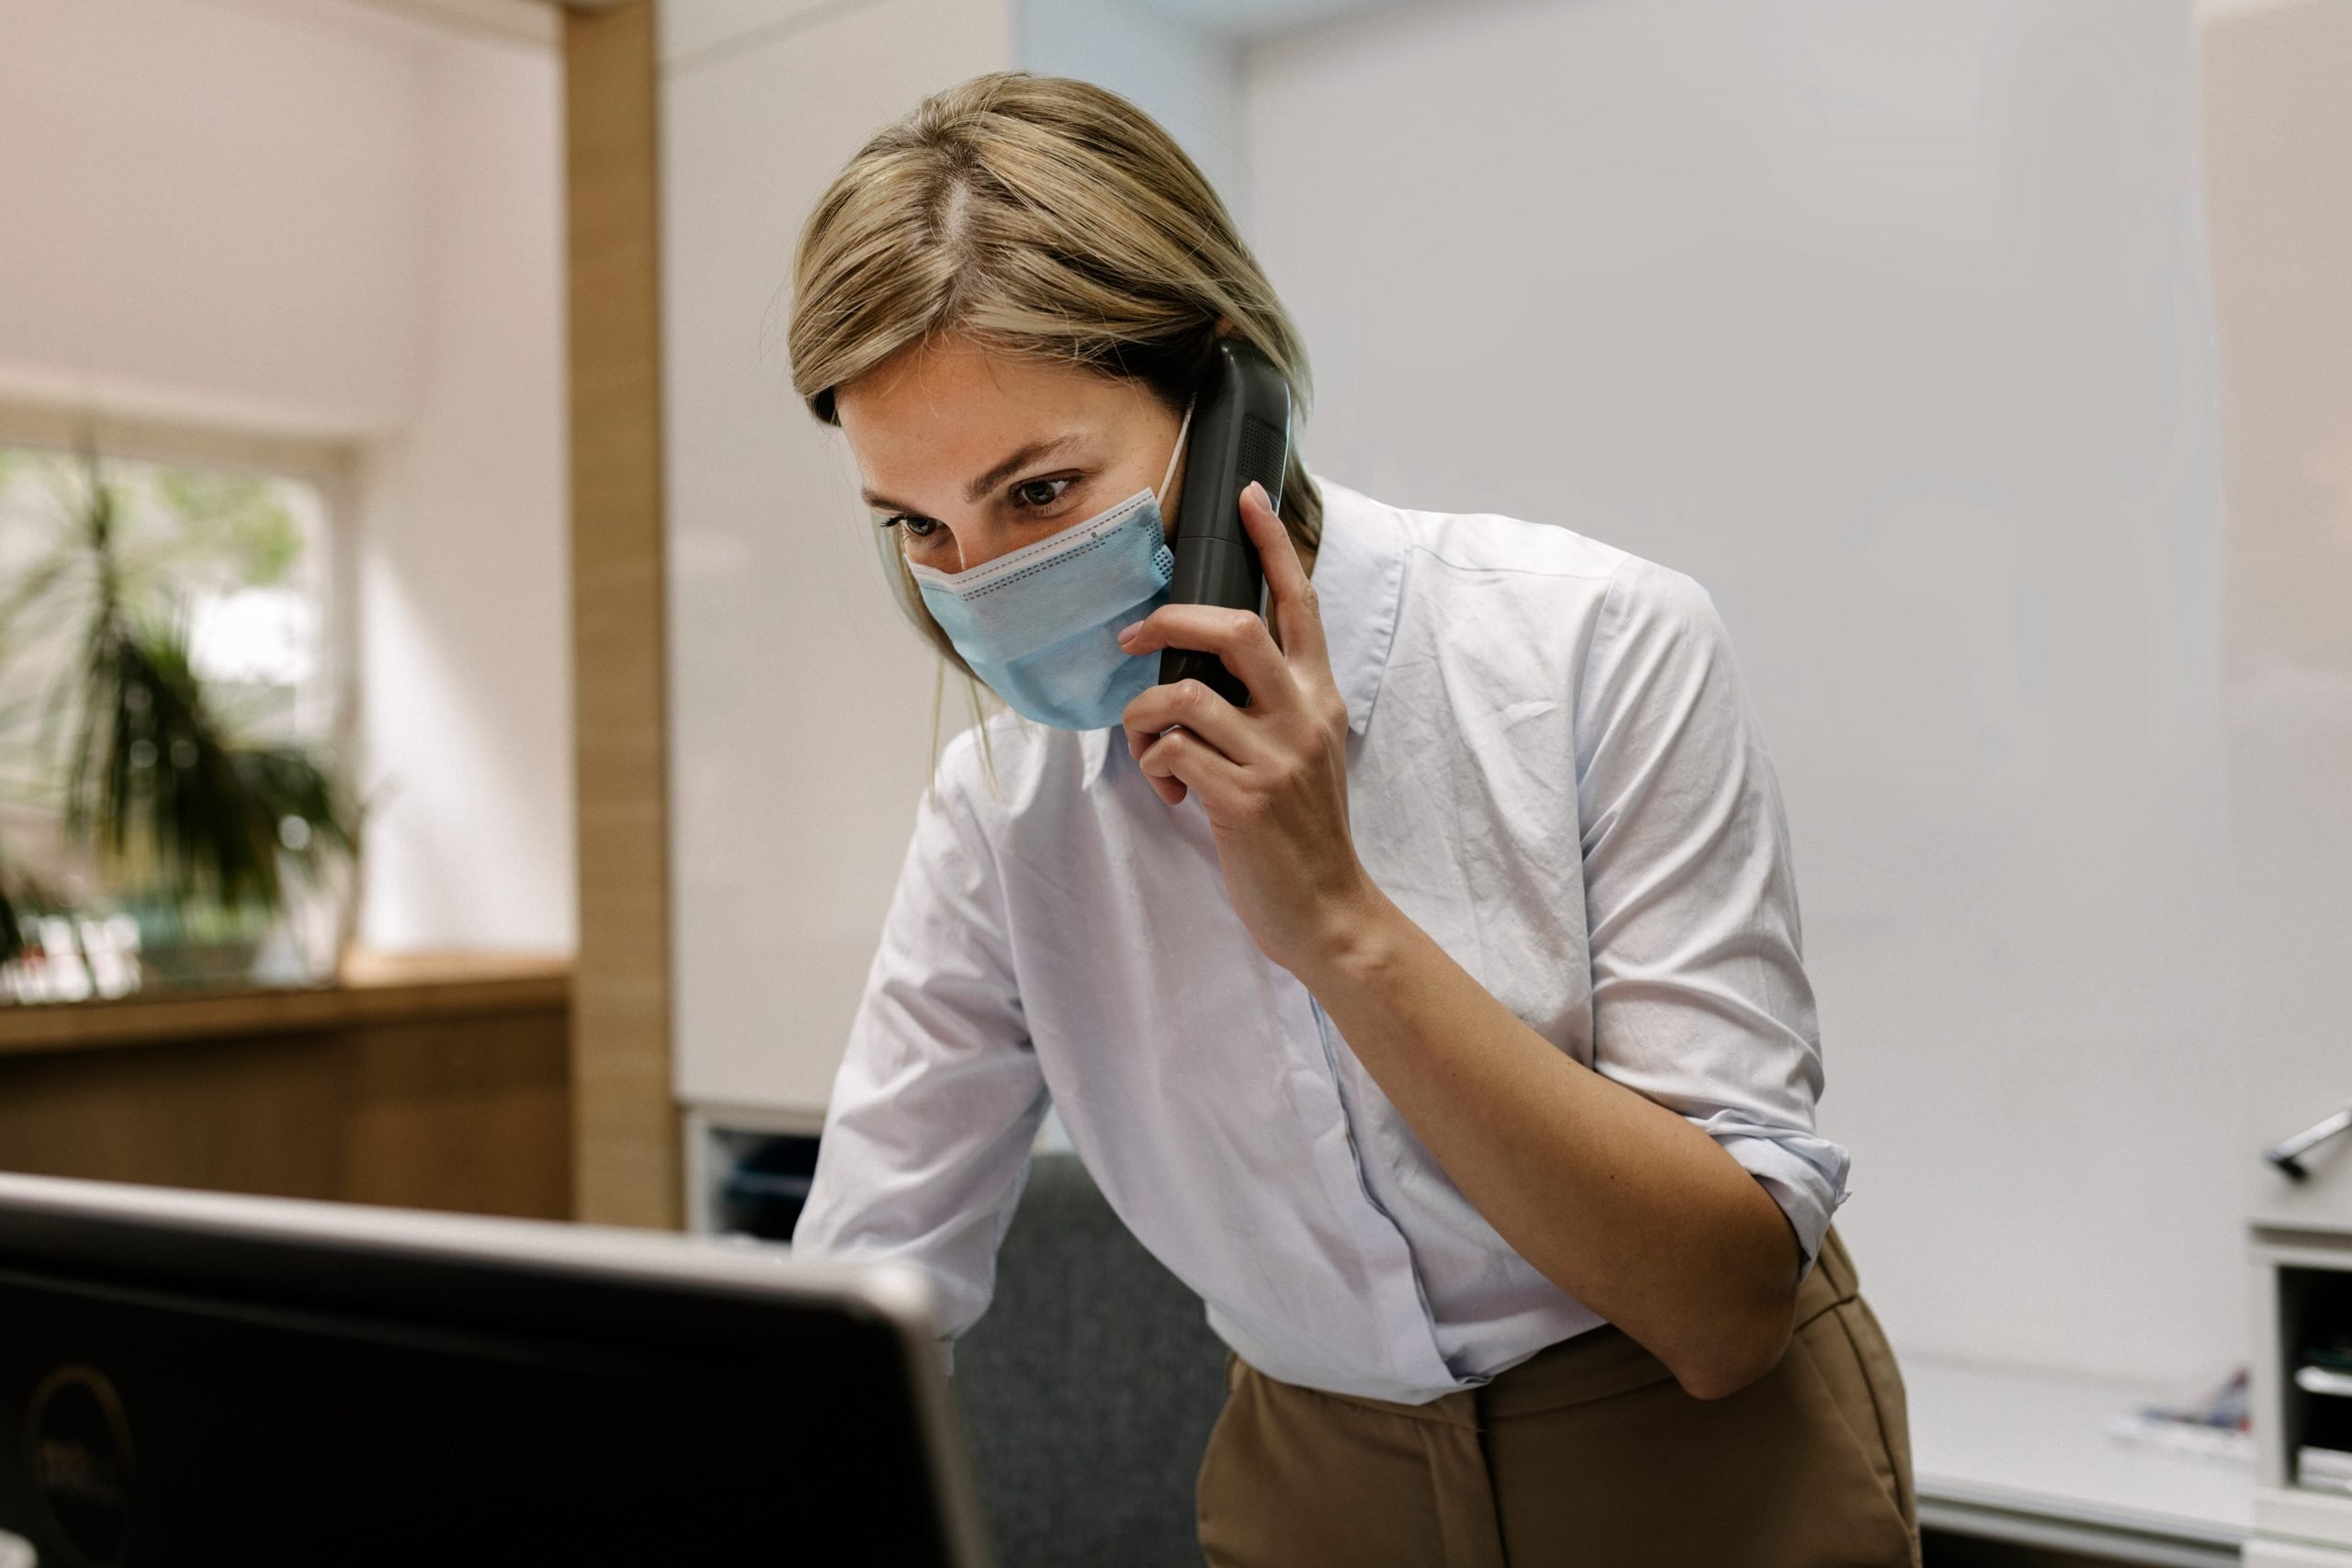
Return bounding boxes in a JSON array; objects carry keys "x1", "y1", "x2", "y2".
[{"x1": 0, "y1": 1170, "x2": 993, "y2": 1568}]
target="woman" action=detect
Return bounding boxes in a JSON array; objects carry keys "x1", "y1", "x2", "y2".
[{"x1": 788, "y1": 73, "x2": 1918, "y2": 1568}]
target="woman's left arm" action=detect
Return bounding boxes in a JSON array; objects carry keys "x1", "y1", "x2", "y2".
[{"x1": 1117, "y1": 484, "x2": 1831, "y2": 1403}]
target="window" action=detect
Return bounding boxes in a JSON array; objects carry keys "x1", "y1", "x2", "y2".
[{"x1": 0, "y1": 430, "x2": 353, "y2": 999}]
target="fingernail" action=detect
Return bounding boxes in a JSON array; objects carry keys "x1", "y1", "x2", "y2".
[
  {"x1": 1116, "y1": 620, "x2": 1141, "y2": 642},
  {"x1": 1245, "y1": 481, "x2": 1269, "y2": 509}
]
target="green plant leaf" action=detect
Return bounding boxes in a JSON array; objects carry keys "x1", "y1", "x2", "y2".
[
  {"x1": 8, "y1": 442, "x2": 349, "y2": 936},
  {"x1": 153, "y1": 467, "x2": 305, "y2": 588},
  {"x1": 0, "y1": 862, "x2": 20, "y2": 966},
  {"x1": 64, "y1": 607, "x2": 351, "y2": 909}
]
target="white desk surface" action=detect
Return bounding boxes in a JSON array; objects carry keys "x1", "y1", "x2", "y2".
[{"x1": 1903, "y1": 1350, "x2": 2253, "y2": 1566}]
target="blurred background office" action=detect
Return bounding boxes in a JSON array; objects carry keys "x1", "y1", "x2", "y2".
[{"x1": 1, "y1": 1, "x2": 2347, "y2": 1564}]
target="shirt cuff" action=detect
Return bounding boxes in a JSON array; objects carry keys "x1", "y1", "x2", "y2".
[{"x1": 1689, "y1": 1112, "x2": 1852, "y2": 1280}]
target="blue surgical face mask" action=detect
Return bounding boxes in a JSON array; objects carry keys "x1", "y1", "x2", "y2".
[{"x1": 909, "y1": 409, "x2": 1191, "y2": 730}]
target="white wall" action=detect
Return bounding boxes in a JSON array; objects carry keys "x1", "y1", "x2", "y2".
[
  {"x1": 2202, "y1": 1, "x2": 2352, "y2": 1237},
  {"x1": 660, "y1": 2, "x2": 2267, "y2": 1393},
  {"x1": 356, "y1": 28, "x2": 573, "y2": 953},
  {"x1": 1019, "y1": 0, "x2": 1247, "y2": 228},
  {"x1": 660, "y1": 0, "x2": 1454, "y2": 1118},
  {"x1": 0, "y1": 0, "x2": 424, "y2": 433},
  {"x1": 661, "y1": 0, "x2": 1014, "y2": 1112},
  {"x1": 0, "y1": 0, "x2": 573, "y2": 954},
  {"x1": 1244, "y1": 0, "x2": 2236, "y2": 1382},
  {"x1": 660, "y1": 0, "x2": 1422, "y2": 1117}
]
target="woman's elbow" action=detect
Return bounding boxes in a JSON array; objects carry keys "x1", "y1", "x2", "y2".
[{"x1": 1671, "y1": 1298, "x2": 1797, "y2": 1402}]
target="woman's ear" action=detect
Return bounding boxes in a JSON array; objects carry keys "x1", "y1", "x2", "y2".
[{"x1": 1212, "y1": 315, "x2": 1234, "y2": 338}]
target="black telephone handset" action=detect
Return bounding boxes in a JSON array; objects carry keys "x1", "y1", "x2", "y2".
[{"x1": 1159, "y1": 338, "x2": 1291, "y2": 707}]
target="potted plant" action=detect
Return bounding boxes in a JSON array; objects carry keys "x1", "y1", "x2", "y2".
[
  {"x1": 0, "y1": 444, "x2": 355, "y2": 993},
  {"x1": 0, "y1": 861, "x2": 20, "y2": 964}
]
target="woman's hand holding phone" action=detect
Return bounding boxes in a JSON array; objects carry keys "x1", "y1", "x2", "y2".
[{"x1": 1116, "y1": 482, "x2": 1377, "y2": 976}]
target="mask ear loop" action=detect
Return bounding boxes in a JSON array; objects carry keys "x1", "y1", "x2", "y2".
[
  {"x1": 1158, "y1": 398, "x2": 1195, "y2": 505},
  {"x1": 1140, "y1": 396, "x2": 1201, "y2": 749}
]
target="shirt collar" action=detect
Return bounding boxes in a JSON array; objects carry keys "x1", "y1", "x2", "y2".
[{"x1": 1085, "y1": 476, "x2": 1406, "y2": 784}]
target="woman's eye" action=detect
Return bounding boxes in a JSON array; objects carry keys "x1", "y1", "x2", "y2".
[
  {"x1": 885, "y1": 514, "x2": 943, "y2": 539},
  {"x1": 1012, "y1": 477, "x2": 1075, "y2": 510}
]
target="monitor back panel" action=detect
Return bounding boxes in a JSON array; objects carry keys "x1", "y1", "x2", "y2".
[{"x1": 0, "y1": 1210, "x2": 964, "y2": 1567}]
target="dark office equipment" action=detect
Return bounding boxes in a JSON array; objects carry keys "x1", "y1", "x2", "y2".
[
  {"x1": 954, "y1": 1152, "x2": 1227, "y2": 1568},
  {"x1": 2267, "y1": 1102, "x2": 2352, "y2": 1181},
  {"x1": 1159, "y1": 336, "x2": 1291, "y2": 708},
  {"x1": 0, "y1": 1172, "x2": 989, "y2": 1568},
  {"x1": 710, "y1": 1126, "x2": 822, "y2": 1240}
]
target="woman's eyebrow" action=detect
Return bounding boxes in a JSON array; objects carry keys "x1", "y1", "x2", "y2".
[
  {"x1": 963, "y1": 433, "x2": 1082, "y2": 503},
  {"x1": 857, "y1": 433, "x2": 1085, "y2": 515}
]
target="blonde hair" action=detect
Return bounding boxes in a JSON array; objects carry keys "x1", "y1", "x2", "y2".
[{"x1": 787, "y1": 72, "x2": 1321, "y2": 749}]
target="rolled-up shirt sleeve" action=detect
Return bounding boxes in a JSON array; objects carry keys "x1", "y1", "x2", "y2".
[
  {"x1": 1572, "y1": 556, "x2": 1851, "y2": 1278},
  {"x1": 791, "y1": 727, "x2": 1050, "y2": 1338}
]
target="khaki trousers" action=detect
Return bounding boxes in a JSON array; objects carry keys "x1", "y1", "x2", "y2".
[{"x1": 1194, "y1": 1225, "x2": 1919, "y2": 1568}]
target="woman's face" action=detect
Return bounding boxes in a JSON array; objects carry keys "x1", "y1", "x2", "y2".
[{"x1": 835, "y1": 333, "x2": 1187, "y2": 575}]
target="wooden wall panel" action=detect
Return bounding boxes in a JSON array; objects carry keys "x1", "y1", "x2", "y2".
[
  {"x1": 341, "y1": 1012, "x2": 574, "y2": 1216},
  {"x1": 565, "y1": 0, "x2": 681, "y2": 1228},
  {"x1": 0, "y1": 1004, "x2": 571, "y2": 1220}
]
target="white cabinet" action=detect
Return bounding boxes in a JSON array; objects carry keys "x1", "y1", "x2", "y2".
[
  {"x1": 2250, "y1": 1233, "x2": 2352, "y2": 1551},
  {"x1": 2248, "y1": 1541, "x2": 2352, "y2": 1568}
]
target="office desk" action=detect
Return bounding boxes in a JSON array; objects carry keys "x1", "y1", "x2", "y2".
[
  {"x1": 1907, "y1": 1352, "x2": 2252, "y2": 1565},
  {"x1": 0, "y1": 953, "x2": 572, "y2": 1219}
]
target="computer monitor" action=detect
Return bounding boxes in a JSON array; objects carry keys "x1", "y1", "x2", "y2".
[{"x1": 0, "y1": 1172, "x2": 990, "y2": 1567}]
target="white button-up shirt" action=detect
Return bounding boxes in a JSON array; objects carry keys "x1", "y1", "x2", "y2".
[{"x1": 792, "y1": 477, "x2": 1850, "y2": 1404}]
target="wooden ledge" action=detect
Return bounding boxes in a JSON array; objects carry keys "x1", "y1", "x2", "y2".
[{"x1": 0, "y1": 951, "x2": 572, "y2": 1059}]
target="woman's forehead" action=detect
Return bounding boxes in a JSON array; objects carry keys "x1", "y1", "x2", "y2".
[
  {"x1": 839, "y1": 334, "x2": 1141, "y2": 426},
  {"x1": 835, "y1": 336, "x2": 1161, "y2": 491}
]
